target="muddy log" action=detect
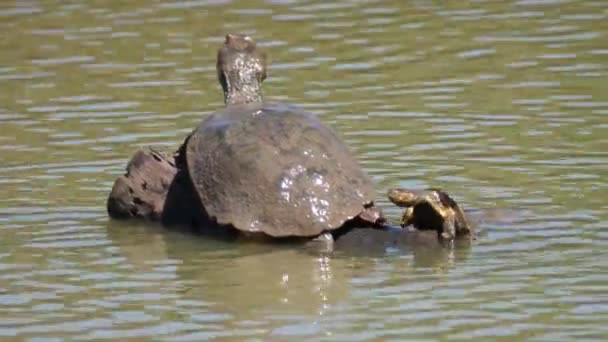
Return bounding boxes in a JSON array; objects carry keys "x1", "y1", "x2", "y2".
[{"x1": 107, "y1": 145, "x2": 204, "y2": 228}]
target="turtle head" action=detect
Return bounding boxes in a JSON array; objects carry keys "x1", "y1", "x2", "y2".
[
  {"x1": 387, "y1": 188, "x2": 421, "y2": 207},
  {"x1": 217, "y1": 34, "x2": 267, "y2": 105}
]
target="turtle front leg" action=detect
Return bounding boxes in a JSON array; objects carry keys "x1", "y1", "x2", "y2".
[
  {"x1": 400, "y1": 207, "x2": 414, "y2": 227},
  {"x1": 440, "y1": 212, "x2": 457, "y2": 240}
]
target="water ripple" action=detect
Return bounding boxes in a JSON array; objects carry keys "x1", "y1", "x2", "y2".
[{"x1": 0, "y1": 0, "x2": 607, "y2": 340}]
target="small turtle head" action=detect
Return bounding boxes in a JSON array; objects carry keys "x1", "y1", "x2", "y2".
[
  {"x1": 217, "y1": 34, "x2": 267, "y2": 105},
  {"x1": 387, "y1": 188, "x2": 420, "y2": 207}
]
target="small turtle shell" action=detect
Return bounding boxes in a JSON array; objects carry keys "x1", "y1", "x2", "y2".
[{"x1": 185, "y1": 102, "x2": 375, "y2": 237}]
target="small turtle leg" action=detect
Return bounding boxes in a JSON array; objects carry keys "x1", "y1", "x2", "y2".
[
  {"x1": 400, "y1": 207, "x2": 414, "y2": 227},
  {"x1": 399, "y1": 212, "x2": 407, "y2": 227},
  {"x1": 453, "y1": 206, "x2": 472, "y2": 237},
  {"x1": 441, "y1": 212, "x2": 457, "y2": 240}
]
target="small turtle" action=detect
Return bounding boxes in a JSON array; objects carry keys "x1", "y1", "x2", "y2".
[
  {"x1": 387, "y1": 188, "x2": 472, "y2": 240},
  {"x1": 183, "y1": 34, "x2": 383, "y2": 240}
]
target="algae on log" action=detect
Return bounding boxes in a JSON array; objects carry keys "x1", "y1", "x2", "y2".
[{"x1": 107, "y1": 146, "x2": 203, "y2": 227}]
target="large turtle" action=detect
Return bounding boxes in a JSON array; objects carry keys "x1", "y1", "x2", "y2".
[
  {"x1": 183, "y1": 34, "x2": 383, "y2": 240},
  {"x1": 387, "y1": 188, "x2": 473, "y2": 240}
]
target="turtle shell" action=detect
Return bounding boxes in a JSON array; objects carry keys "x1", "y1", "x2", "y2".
[{"x1": 185, "y1": 102, "x2": 375, "y2": 237}]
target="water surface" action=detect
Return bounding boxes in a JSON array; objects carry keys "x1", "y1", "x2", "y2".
[{"x1": 1, "y1": 0, "x2": 607, "y2": 340}]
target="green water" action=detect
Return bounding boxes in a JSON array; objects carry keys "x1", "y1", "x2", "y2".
[{"x1": 1, "y1": 0, "x2": 607, "y2": 340}]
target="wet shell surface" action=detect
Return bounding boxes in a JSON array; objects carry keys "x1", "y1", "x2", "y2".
[{"x1": 185, "y1": 102, "x2": 375, "y2": 237}]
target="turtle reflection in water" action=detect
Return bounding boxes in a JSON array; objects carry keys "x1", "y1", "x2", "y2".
[
  {"x1": 182, "y1": 34, "x2": 384, "y2": 243},
  {"x1": 387, "y1": 188, "x2": 474, "y2": 240}
]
